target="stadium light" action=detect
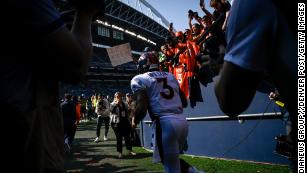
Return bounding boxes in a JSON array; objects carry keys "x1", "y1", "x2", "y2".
[
  {"x1": 96, "y1": 19, "x2": 103, "y2": 24},
  {"x1": 111, "y1": 25, "x2": 125, "y2": 31},
  {"x1": 136, "y1": 35, "x2": 156, "y2": 45},
  {"x1": 104, "y1": 22, "x2": 111, "y2": 26},
  {"x1": 147, "y1": 39, "x2": 156, "y2": 45},
  {"x1": 137, "y1": 35, "x2": 147, "y2": 41},
  {"x1": 96, "y1": 20, "x2": 111, "y2": 27},
  {"x1": 96, "y1": 20, "x2": 156, "y2": 45},
  {"x1": 125, "y1": 30, "x2": 137, "y2": 36}
]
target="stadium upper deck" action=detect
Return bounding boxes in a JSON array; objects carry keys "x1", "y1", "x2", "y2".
[{"x1": 56, "y1": 0, "x2": 171, "y2": 82}]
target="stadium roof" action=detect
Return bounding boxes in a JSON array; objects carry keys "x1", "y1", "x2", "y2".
[{"x1": 104, "y1": 0, "x2": 170, "y2": 42}]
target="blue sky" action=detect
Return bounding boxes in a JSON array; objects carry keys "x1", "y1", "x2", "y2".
[{"x1": 146, "y1": 0, "x2": 213, "y2": 31}]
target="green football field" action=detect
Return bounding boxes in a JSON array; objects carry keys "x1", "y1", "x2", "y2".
[{"x1": 64, "y1": 120, "x2": 290, "y2": 173}]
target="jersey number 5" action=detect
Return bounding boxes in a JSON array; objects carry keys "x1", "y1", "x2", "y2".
[{"x1": 157, "y1": 78, "x2": 174, "y2": 99}]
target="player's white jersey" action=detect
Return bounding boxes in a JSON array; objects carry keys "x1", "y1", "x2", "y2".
[{"x1": 131, "y1": 71, "x2": 183, "y2": 117}]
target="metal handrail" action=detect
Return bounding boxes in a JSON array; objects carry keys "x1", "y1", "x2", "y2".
[{"x1": 143, "y1": 112, "x2": 283, "y2": 124}]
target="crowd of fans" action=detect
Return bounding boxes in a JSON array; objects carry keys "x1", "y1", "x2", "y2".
[{"x1": 138, "y1": 0, "x2": 230, "y2": 108}]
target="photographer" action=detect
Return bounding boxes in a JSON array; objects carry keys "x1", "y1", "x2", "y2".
[
  {"x1": 1, "y1": 0, "x2": 103, "y2": 172},
  {"x1": 188, "y1": 10, "x2": 203, "y2": 35}
]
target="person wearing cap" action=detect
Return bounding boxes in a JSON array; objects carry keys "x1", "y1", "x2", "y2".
[{"x1": 131, "y1": 55, "x2": 204, "y2": 173}]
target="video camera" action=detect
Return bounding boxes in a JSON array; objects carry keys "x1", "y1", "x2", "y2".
[{"x1": 188, "y1": 9, "x2": 199, "y2": 19}]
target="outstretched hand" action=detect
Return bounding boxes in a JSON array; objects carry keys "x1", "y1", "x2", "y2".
[{"x1": 199, "y1": 0, "x2": 205, "y2": 8}]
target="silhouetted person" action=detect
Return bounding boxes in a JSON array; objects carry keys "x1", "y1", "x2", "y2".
[
  {"x1": 215, "y1": 0, "x2": 296, "y2": 171},
  {"x1": 0, "y1": 0, "x2": 103, "y2": 172},
  {"x1": 61, "y1": 93, "x2": 77, "y2": 153}
]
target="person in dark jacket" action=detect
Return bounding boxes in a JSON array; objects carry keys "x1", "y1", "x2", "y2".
[
  {"x1": 61, "y1": 93, "x2": 77, "y2": 153},
  {"x1": 110, "y1": 92, "x2": 136, "y2": 158}
]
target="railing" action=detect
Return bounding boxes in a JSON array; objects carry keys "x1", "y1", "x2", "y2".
[
  {"x1": 143, "y1": 112, "x2": 283, "y2": 124},
  {"x1": 139, "y1": 112, "x2": 284, "y2": 146}
]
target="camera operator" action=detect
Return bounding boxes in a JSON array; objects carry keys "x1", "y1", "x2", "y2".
[
  {"x1": 188, "y1": 9, "x2": 203, "y2": 34},
  {"x1": 1, "y1": 0, "x2": 104, "y2": 172}
]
